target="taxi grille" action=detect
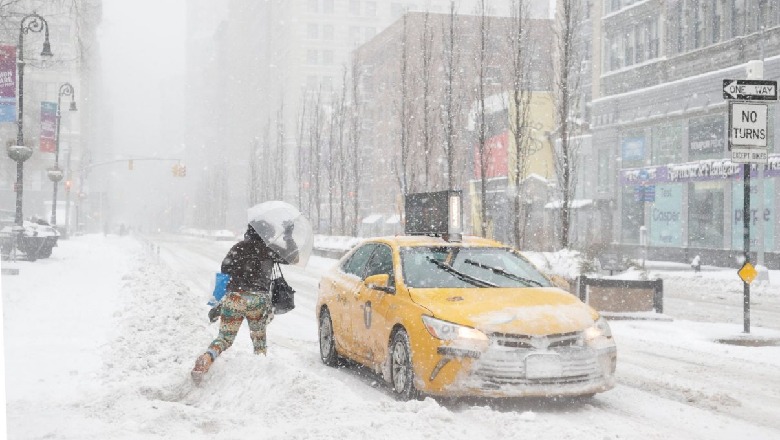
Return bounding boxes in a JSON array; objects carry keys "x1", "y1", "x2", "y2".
[
  {"x1": 489, "y1": 331, "x2": 583, "y2": 349},
  {"x1": 470, "y1": 331, "x2": 601, "y2": 386}
]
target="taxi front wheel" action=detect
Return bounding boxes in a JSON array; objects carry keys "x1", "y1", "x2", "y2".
[
  {"x1": 319, "y1": 308, "x2": 339, "y2": 367},
  {"x1": 390, "y1": 329, "x2": 420, "y2": 401}
]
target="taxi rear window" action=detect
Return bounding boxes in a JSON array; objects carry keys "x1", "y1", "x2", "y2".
[{"x1": 400, "y1": 246, "x2": 551, "y2": 289}]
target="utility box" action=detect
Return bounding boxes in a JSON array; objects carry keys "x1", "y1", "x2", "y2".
[{"x1": 404, "y1": 190, "x2": 462, "y2": 239}]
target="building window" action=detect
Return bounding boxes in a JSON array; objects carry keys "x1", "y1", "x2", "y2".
[
  {"x1": 688, "y1": 115, "x2": 725, "y2": 159},
  {"x1": 597, "y1": 149, "x2": 610, "y2": 192},
  {"x1": 732, "y1": 0, "x2": 745, "y2": 37},
  {"x1": 322, "y1": 76, "x2": 333, "y2": 91},
  {"x1": 711, "y1": 0, "x2": 723, "y2": 44},
  {"x1": 635, "y1": 24, "x2": 645, "y2": 64},
  {"x1": 307, "y1": 0, "x2": 318, "y2": 12},
  {"x1": 648, "y1": 17, "x2": 659, "y2": 59},
  {"x1": 621, "y1": 190, "x2": 644, "y2": 244},
  {"x1": 323, "y1": 0, "x2": 334, "y2": 13},
  {"x1": 307, "y1": 23, "x2": 318, "y2": 39},
  {"x1": 692, "y1": 2, "x2": 705, "y2": 49},
  {"x1": 349, "y1": 26, "x2": 361, "y2": 42},
  {"x1": 689, "y1": 182, "x2": 725, "y2": 249},
  {"x1": 365, "y1": 27, "x2": 376, "y2": 40},
  {"x1": 307, "y1": 50, "x2": 318, "y2": 65},
  {"x1": 323, "y1": 24, "x2": 334, "y2": 40},
  {"x1": 365, "y1": 1, "x2": 377, "y2": 16},
  {"x1": 323, "y1": 50, "x2": 334, "y2": 65},
  {"x1": 652, "y1": 123, "x2": 682, "y2": 165},
  {"x1": 350, "y1": 0, "x2": 360, "y2": 15},
  {"x1": 623, "y1": 27, "x2": 634, "y2": 66}
]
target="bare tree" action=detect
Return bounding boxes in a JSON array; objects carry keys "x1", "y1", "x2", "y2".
[
  {"x1": 552, "y1": 0, "x2": 584, "y2": 249},
  {"x1": 296, "y1": 95, "x2": 308, "y2": 209},
  {"x1": 276, "y1": 97, "x2": 285, "y2": 200},
  {"x1": 474, "y1": 0, "x2": 491, "y2": 237},
  {"x1": 440, "y1": 1, "x2": 461, "y2": 192},
  {"x1": 349, "y1": 54, "x2": 363, "y2": 236},
  {"x1": 309, "y1": 88, "x2": 323, "y2": 232},
  {"x1": 249, "y1": 138, "x2": 261, "y2": 204},
  {"x1": 420, "y1": 11, "x2": 434, "y2": 188},
  {"x1": 507, "y1": 0, "x2": 534, "y2": 248},
  {"x1": 394, "y1": 14, "x2": 411, "y2": 196},
  {"x1": 336, "y1": 67, "x2": 348, "y2": 234}
]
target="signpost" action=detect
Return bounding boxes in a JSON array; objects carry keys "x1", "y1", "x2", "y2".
[
  {"x1": 723, "y1": 79, "x2": 777, "y2": 100},
  {"x1": 724, "y1": 75, "x2": 776, "y2": 334}
]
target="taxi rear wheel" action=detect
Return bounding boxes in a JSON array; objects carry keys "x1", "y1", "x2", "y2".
[
  {"x1": 319, "y1": 308, "x2": 339, "y2": 367},
  {"x1": 390, "y1": 329, "x2": 419, "y2": 400}
]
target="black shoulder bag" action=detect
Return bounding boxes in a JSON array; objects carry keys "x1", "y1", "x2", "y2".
[{"x1": 271, "y1": 263, "x2": 296, "y2": 314}]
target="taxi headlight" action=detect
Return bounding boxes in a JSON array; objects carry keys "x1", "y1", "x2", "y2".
[
  {"x1": 422, "y1": 315, "x2": 489, "y2": 342},
  {"x1": 584, "y1": 317, "x2": 613, "y2": 342}
]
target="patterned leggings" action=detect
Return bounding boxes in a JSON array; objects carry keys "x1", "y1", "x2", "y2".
[{"x1": 208, "y1": 291, "x2": 273, "y2": 357}]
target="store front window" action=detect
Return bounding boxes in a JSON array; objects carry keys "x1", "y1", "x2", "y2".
[
  {"x1": 621, "y1": 189, "x2": 645, "y2": 244},
  {"x1": 689, "y1": 115, "x2": 725, "y2": 160},
  {"x1": 621, "y1": 133, "x2": 646, "y2": 168},
  {"x1": 731, "y1": 179, "x2": 775, "y2": 252},
  {"x1": 650, "y1": 184, "x2": 682, "y2": 246},
  {"x1": 689, "y1": 181, "x2": 725, "y2": 248},
  {"x1": 652, "y1": 123, "x2": 682, "y2": 165}
]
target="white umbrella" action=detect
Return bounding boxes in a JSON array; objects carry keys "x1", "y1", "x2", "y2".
[{"x1": 247, "y1": 201, "x2": 313, "y2": 267}]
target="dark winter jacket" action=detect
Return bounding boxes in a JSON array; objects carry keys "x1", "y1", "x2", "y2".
[{"x1": 221, "y1": 227, "x2": 299, "y2": 292}]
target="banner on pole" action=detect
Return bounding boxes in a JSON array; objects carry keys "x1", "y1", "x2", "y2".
[
  {"x1": 0, "y1": 45, "x2": 16, "y2": 123},
  {"x1": 40, "y1": 101, "x2": 57, "y2": 153}
]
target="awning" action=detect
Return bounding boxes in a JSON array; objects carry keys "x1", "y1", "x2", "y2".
[
  {"x1": 544, "y1": 199, "x2": 594, "y2": 210},
  {"x1": 362, "y1": 214, "x2": 383, "y2": 224},
  {"x1": 385, "y1": 214, "x2": 401, "y2": 224}
]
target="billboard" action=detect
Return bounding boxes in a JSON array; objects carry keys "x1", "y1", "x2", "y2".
[
  {"x1": 40, "y1": 101, "x2": 57, "y2": 153},
  {"x1": 0, "y1": 45, "x2": 16, "y2": 123}
]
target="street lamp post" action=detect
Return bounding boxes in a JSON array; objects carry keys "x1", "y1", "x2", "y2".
[
  {"x1": 8, "y1": 13, "x2": 53, "y2": 229},
  {"x1": 48, "y1": 82, "x2": 76, "y2": 227}
]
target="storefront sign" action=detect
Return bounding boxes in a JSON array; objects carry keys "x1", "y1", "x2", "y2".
[
  {"x1": 650, "y1": 184, "x2": 682, "y2": 247},
  {"x1": 0, "y1": 45, "x2": 16, "y2": 123}
]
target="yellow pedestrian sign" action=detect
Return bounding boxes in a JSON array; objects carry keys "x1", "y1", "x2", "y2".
[{"x1": 738, "y1": 262, "x2": 758, "y2": 284}]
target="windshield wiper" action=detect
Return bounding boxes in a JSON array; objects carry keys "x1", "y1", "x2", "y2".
[
  {"x1": 425, "y1": 256, "x2": 497, "y2": 288},
  {"x1": 463, "y1": 259, "x2": 543, "y2": 287}
]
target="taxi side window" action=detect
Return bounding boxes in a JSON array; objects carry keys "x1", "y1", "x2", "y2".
[
  {"x1": 341, "y1": 244, "x2": 377, "y2": 277},
  {"x1": 364, "y1": 245, "x2": 393, "y2": 280}
]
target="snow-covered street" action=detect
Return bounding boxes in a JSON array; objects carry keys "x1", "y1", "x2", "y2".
[{"x1": 2, "y1": 234, "x2": 780, "y2": 439}]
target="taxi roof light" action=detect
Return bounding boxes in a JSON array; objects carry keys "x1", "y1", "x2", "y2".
[{"x1": 404, "y1": 190, "x2": 463, "y2": 242}]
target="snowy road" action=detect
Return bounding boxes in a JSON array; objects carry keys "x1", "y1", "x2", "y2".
[{"x1": 3, "y1": 234, "x2": 780, "y2": 439}]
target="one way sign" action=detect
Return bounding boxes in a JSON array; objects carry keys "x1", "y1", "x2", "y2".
[{"x1": 723, "y1": 79, "x2": 777, "y2": 100}]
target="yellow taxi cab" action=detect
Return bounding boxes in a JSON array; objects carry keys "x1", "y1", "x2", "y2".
[{"x1": 316, "y1": 233, "x2": 617, "y2": 400}]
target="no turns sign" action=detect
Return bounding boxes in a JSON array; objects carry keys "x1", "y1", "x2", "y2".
[{"x1": 729, "y1": 102, "x2": 768, "y2": 148}]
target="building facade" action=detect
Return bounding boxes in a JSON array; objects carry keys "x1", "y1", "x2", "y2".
[{"x1": 585, "y1": 0, "x2": 780, "y2": 267}]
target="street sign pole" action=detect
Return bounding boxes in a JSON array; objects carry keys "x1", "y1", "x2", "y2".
[
  {"x1": 743, "y1": 164, "x2": 750, "y2": 333},
  {"x1": 725, "y1": 74, "x2": 777, "y2": 334}
]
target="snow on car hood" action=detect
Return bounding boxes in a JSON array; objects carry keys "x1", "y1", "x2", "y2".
[{"x1": 408, "y1": 287, "x2": 598, "y2": 335}]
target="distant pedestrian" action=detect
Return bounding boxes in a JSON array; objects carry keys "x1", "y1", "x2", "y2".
[
  {"x1": 691, "y1": 255, "x2": 701, "y2": 272},
  {"x1": 191, "y1": 220, "x2": 298, "y2": 384}
]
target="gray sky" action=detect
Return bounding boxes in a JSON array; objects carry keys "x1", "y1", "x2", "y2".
[
  {"x1": 99, "y1": 0, "x2": 186, "y2": 156},
  {"x1": 98, "y1": 0, "x2": 188, "y2": 228}
]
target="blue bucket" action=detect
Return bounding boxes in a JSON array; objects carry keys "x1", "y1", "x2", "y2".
[{"x1": 208, "y1": 272, "x2": 231, "y2": 306}]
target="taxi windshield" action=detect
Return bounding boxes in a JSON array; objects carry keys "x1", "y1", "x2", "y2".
[{"x1": 400, "y1": 246, "x2": 552, "y2": 289}]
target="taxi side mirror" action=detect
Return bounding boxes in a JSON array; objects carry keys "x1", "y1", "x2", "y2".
[
  {"x1": 365, "y1": 274, "x2": 395, "y2": 294},
  {"x1": 548, "y1": 274, "x2": 571, "y2": 292}
]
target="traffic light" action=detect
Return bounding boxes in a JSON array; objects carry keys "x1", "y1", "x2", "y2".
[
  {"x1": 64, "y1": 180, "x2": 72, "y2": 190},
  {"x1": 172, "y1": 163, "x2": 186, "y2": 177},
  {"x1": 128, "y1": 159, "x2": 134, "y2": 170}
]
